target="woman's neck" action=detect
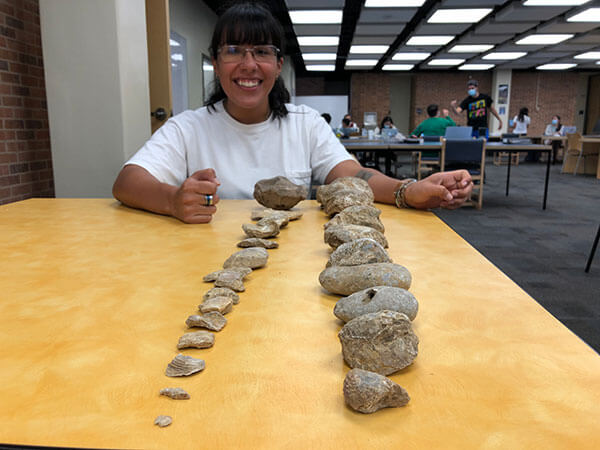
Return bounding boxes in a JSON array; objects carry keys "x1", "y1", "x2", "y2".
[{"x1": 223, "y1": 99, "x2": 270, "y2": 124}]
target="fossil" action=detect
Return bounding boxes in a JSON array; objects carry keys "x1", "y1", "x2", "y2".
[
  {"x1": 177, "y1": 330, "x2": 215, "y2": 349},
  {"x1": 253, "y1": 176, "x2": 308, "y2": 210},
  {"x1": 334, "y1": 286, "x2": 419, "y2": 322},
  {"x1": 319, "y1": 263, "x2": 411, "y2": 296},
  {"x1": 237, "y1": 237, "x2": 279, "y2": 249},
  {"x1": 154, "y1": 415, "x2": 172, "y2": 427},
  {"x1": 159, "y1": 387, "x2": 190, "y2": 400},
  {"x1": 165, "y1": 353, "x2": 205, "y2": 377},
  {"x1": 323, "y1": 188, "x2": 375, "y2": 216},
  {"x1": 324, "y1": 224, "x2": 388, "y2": 250},
  {"x1": 203, "y1": 268, "x2": 251, "y2": 292},
  {"x1": 326, "y1": 238, "x2": 391, "y2": 267},
  {"x1": 242, "y1": 217, "x2": 280, "y2": 239},
  {"x1": 186, "y1": 312, "x2": 227, "y2": 331},
  {"x1": 223, "y1": 247, "x2": 268, "y2": 270},
  {"x1": 203, "y1": 287, "x2": 240, "y2": 305},
  {"x1": 338, "y1": 310, "x2": 419, "y2": 376},
  {"x1": 343, "y1": 368, "x2": 410, "y2": 414},
  {"x1": 251, "y1": 207, "x2": 303, "y2": 222},
  {"x1": 324, "y1": 205, "x2": 384, "y2": 233},
  {"x1": 316, "y1": 177, "x2": 373, "y2": 206},
  {"x1": 199, "y1": 296, "x2": 233, "y2": 315}
]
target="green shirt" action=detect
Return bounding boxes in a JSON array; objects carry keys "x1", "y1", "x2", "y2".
[{"x1": 411, "y1": 116, "x2": 456, "y2": 137}]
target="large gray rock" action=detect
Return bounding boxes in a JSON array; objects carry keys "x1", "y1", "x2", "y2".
[
  {"x1": 338, "y1": 310, "x2": 419, "y2": 376},
  {"x1": 334, "y1": 286, "x2": 418, "y2": 322},
  {"x1": 324, "y1": 224, "x2": 388, "y2": 250},
  {"x1": 253, "y1": 176, "x2": 307, "y2": 210},
  {"x1": 223, "y1": 247, "x2": 268, "y2": 269},
  {"x1": 323, "y1": 189, "x2": 374, "y2": 216},
  {"x1": 316, "y1": 177, "x2": 373, "y2": 206},
  {"x1": 324, "y1": 205, "x2": 384, "y2": 233},
  {"x1": 343, "y1": 368, "x2": 410, "y2": 414},
  {"x1": 326, "y1": 238, "x2": 391, "y2": 267},
  {"x1": 319, "y1": 263, "x2": 411, "y2": 296}
]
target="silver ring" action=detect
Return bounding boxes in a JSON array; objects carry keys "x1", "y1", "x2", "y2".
[{"x1": 204, "y1": 194, "x2": 213, "y2": 206}]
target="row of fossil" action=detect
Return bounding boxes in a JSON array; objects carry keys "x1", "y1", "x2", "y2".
[
  {"x1": 316, "y1": 177, "x2": 420, "y2": 414},
  {"x1": 154, "y1": 178, "x2": 306, "y2": 428}
]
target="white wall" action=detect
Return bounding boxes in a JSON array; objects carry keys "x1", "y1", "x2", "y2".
[
  {"x1": 39, "y1": 0, "x2": 150, "y2": 197},
  {"x1": 294, "y1": 95, "x2": 348, "y2": 129},
  {"x1": 491, "y1": 69, "x2": 512, "y2": 135}
]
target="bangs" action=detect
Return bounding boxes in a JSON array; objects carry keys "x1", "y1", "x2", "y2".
[{"x1": 220, "y1": 19, "x2": 278, "y2": 47}]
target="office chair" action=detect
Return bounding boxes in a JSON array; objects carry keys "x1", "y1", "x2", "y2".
[
  {"x1": 416, "y1": 136, "x2": 443, "y2": 180},
  {"x1": 441, "y1": 138, "x2": 487, "y2": 209}
]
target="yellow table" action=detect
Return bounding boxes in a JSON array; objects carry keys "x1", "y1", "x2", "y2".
[{"x1": 1, "y1": 199, "x2": 599, "y2": 449}]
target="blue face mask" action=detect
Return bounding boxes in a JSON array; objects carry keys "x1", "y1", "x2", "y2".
[
  {"x1": 468, "y1": 88, "x2": 477, "y2": 96},
  {"x1": 551, "y1": 119, "x2": 558, "y2": 125},
  {"x1": 384, "y1": 124, "x2": 391, "y2": 128}
]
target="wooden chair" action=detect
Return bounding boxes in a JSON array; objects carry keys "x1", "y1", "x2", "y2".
[
  {"x1": 416, "y1": 136, "x2": 444, "y2": 180},
  {"x1": 441, "y1": 138, "x2": 487, "y2": 209},
  {"x1": 561, "y1": 133, "x2": 595, "y2": 175}
]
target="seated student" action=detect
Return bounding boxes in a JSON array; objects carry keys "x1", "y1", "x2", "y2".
[
  {"x1": 339, "y1": 113, "x2": 359, "y2": 132},
  {"x1": 375, "y1": 116, "x2": 398, "y2": 137},
  {"x1": 411, "y1": 104, "x2": 456, "y2": 138},
  {"x1": 340, "y1": 117, "x2": 357, "y2": 138},
  {"x1": 544, "y1": 115, "x2": 565, "y2": 138},
  {"x1": 112, "y1": 2, "x2": 473, "y2": 224},
  {"x1": 509, "y1": 107, "x2": 530, "y2": 135}
]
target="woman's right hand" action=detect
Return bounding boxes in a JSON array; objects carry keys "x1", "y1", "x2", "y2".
[{"x1": 171, "y1": 169, "x2": 220, "y2": 224}]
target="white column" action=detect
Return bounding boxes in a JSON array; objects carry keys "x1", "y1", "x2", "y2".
[{"x1": 490, "y1": 69, "x2": 512, "y2": 135}]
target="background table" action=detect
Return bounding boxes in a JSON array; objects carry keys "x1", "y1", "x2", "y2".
[{"x1": 1, "y1": 199, "x2": 600, "y2": 449}]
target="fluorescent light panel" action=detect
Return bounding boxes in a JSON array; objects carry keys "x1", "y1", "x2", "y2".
[
  {"x1": 524, "y1": 0, "x2": 591, "y2": 5},
  {"x1": 428, "y1": 58, "x2": 465, "y2": 66},
  {"x1": 305, "y1": 64, "x2": 335, "y2": 71},
  {"x1": 393, "y1": 52, "x2": 430, "y2": 61},
  {"x1": 482, "y1": 52, "x2": 527, "y2": 60},
  {"x1": 449, "y1": 44, "x2": 494, "y2": 53},
  {"x1": 537, "y1": 63, "x2": 577, "y2": 70},
  {"x1": 406, "y1": 35, "x2": 454, "y2": 46},
  {"x1": 567, "y1": 7, "x2": 600, "y2": 22},
  {"x1": 365, "y1": 0, "x2": 426, "y2": 6},
  {"x1": 349, "y1": 45, "x2": 389, "y2": 54},
  {"x1": 428, "y1": 8, "x2": 492, "y2": 23},
  {"x1": 297, "y1": 36, "x2": 339, "y2": 46},
  {"x1": 345, "y1": 59, "x2": 378, "y2": 66},
  {"x1": 575, "y1": 51, "x2": 600, "y2": 59},
  {"x1": 289, "y1": 10, "x2": 342, "y2": 24},
  {"x1": 516, "y1": 34, "x2": 574, "y2": 45},
  {"x1": 382, "y1": 64, "x2": 414, "y2": 71},
  {"x1": 459, "y1": 64, "x2": 495, "y2": 70},
  {"x1": 302, "y1": 53, "x2": 337, "y2": 61}
]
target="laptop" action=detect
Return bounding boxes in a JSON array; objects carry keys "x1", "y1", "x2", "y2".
[{"x1": 444, "y1": 126, "x2": 473, "y2": 139}]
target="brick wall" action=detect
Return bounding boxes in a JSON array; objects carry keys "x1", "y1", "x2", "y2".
[
  {"x1": 350, "y1": 72, "x2": 391, "y2": 127},
  {"x1": 0, "y1": 0, "x2": 53, "y2": 205}
]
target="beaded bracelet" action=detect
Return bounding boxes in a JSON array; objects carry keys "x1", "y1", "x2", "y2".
[{"x1": 394, "y1": 179, "x2": 417, "y2": 209}]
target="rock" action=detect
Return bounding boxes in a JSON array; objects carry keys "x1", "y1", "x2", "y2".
[
  {"x1": 165, "y1": 354, "x2": 205, "y2": 377},
  {"x1": 159, "y1": 387, "x2": 190, "y2": 400},
  {"x1": 223, "y1": 247, "x2": 268, "y2": 269},
  {"x1": 154, "y1": 415, "x2": 172, "y2": 427},
  {"x1": 319, "y1": 263, "x2": 411, "y2": 296},
  {"x1": 324, "y1": 205, "x2": 384, "y2": 233},
  {"x1": 237, "y1": 238, "x2": 279, "y2": 249},
  {"x1": 343, "y1": 368, "x2": 410, "y2": 414},
  {"x1": 203, "y1": 268, "x2": 251, "y2": 292},
  {"x1": 324, "y1": 224, "x2": 388, "y2": 250},
  {"x1": 334, "y1": 286, "x2": 418, "y2": 322},
  {"x1": 316, "y1": 177, "x2": 373, "y2": 206},
  {"x1": 326, "y1": 238, "x2": 391, "y2": 267},
  {"x1": 323, "y1": 189, "x2": 374, "y2": 216},
  {"x1": 251, "y1": 207, "x2": 303, "y2": 221},
  {"x1": 242, "y1": 217, "x2": 280, "y2": 239},
  {"x1": 253, "y1": 176, "x2": 307, "y2": 210},
  {"x1": 338, "y1": 310, "x2": 419, "y2": 376},
  {"x1": 177, "y1": 330, "x2": 215, "y2": 349},
  {"x1": 203, "y1": 287, "x2": 240, "y2": 305},
  {"x1": 186, "y1": 312, "x2": 227, "y2": 331},
  {"x1": 199, "y1": 296, "x2": 233, "y2": 315}
]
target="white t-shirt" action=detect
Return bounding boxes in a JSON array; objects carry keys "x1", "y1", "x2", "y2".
[
  {"x1": 512, "y1": 115, "x2": 530, "y2": 134},
  {"x1": 126, "y1": 101, "x2": 353, "y2": 199}
]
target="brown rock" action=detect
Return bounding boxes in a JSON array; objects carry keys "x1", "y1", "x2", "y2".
[
  {"x1": 159, "y1": 387, "x2": 190, "y2": 400},
  {"x1": 242, "y1": 217, "x2": 280, "y2": 239},
  {"x1": 223, "y1": 247, "x2": 268, "y2": 269},
  {"x1": 203, "y1": 287, "x2": 240, "y2": 305},
  {"x1": 324, "y1": 224, "x2": 388, "y2": 250},
  {"x1": 177, "y1": 330, "x2": 215, "y2": 349},
  {"x1": 251, "y1": 207, "x2": 303, "y2": 221},
  {"x1": 319, "y1": 263, "x2": 411, "y2": 296},
  {"x1": 343, "y1": 368, "x2": 410, "y2": 414},
  {"x1": 253, "y1": 176, "x2": 307, "y2": 210},
  {"x1": 323, "y1": 189, "x2": 374, "y2": 216},
  {"x1": 165, "y1": 353, "x2": 205, "y2": 377},
  {"x1": 326, "y1": 238, "x2": 391, "y2": 267},
  {"x1": 237, "y1": 238, "x2": 279, "y2": 249},
  {"x1": 186, "y1": 312, "x2": 227, "y2": 331},
  {"x1": 203, "y1": 268, "x2": 251, "y2": 292},
  {"x1": 334, "y1": 286, "x2": 418, "y2": 322},
  {"x1": 316, "y1": 177, "x2": 373, "y2": 206},
  {"x1": 199, "y1": 296, "x2": 233, "y2": 315},
  {"x1": 324, "y1": 205, "x2": 384, "y2": 233}
]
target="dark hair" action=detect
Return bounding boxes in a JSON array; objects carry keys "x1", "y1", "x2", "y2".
[
  {"x1": 342, "y1": 118, "x2": 351, "y2": 127},
  {"x1": 206, "y1": 2, "x2": 290, "y2": 119},
  {"x1": 380, "y1": 115, "x2": 394, "y2": 129},
  {"x1": 321, "y1": 113, "x2": 331, "y2": 124},
  {"x1": 426, "y1": 104, "x2": 438, "y2": 117},
  {"x1": 518, "y1": 107, "x2": 529, "y2": 122}
]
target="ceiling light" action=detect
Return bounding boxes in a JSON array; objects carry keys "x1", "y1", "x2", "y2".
[
  {"x1": 536, "y1": 63, "x2": 577, "y2": 70},
  {"x1": 297, "y1": 36, "x2": 339, "y2": 46},
  {"x1": 406, "y1": 36, "x2": 454, "y2": 46},
  {"x1": 306, "y1": 64, "x2": 335, "y2": 71},
  {"x1": 459, "y1": 64, "x2": 495, "y2": 70},
  {"x1": 289, "y1": 10, "x2": 342, "y2": 24},
  {"x1": 428, "y1": 58, "x2": 465, "y2": 66},
  {"x1": 365, "y1": 0, "x2": 426, "y2": 6},
  {"x1": 449, "y1": 44, "x2": 494, "y2": 53},
  {"x1": 597, "y1": 61, "x2": 600, "y2": 65},
  {"x1": 302, "y1": 53, "x2": 337, "y2": 61},
  {"x1": 428, "y1": 8, "x2": 492, "y2": 23},
  {"x1": 482, "y1": 52, "x2": 527, "y2": 60},
  {"x1": 524, "y1": 0, "x2": 591, "y2": 5},
  {"x1": 382, "y1": 64, "x2": 414, "y2": 71},
  {"x1": 516, "y1": 34, "x2": 574, "y2": 45},
  {"x1": 392, "y1": 52, "x2": 430, "y2": 61},
  {"x1": 568, "y1": 7, "x2": 600, "y2": 21},
  {"x1": 345, "y1": 59, "x2": 378, "y2": 66},
  {"x1": 575, "y1": 51, "x2": 600, "y2": 59},
  {"x1": 349, "y1": 45, "x2": 389, "y2": 54}
]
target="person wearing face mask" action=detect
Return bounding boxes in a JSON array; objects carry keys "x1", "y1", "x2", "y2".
[
  {"x1": 544, "y1": 115, "x2": 564, "y2": 137},
  {"x1": 375, "y1": 116, "x2": 398, "y2": 136},
  {"x1": 450, "y1": 80, "x2": 502, "y2": 138}
]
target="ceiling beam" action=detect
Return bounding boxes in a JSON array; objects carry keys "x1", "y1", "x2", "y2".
[{"x1": 336, "y1": 0, "x2": 365, "y2": 73}]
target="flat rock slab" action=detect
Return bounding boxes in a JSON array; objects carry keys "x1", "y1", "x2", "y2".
[
  {"x1": 326, "y1": 238, "x2": 391, "y2": 267},
  {"x1": 203, "y1": 287, "x2": 239, "y2": 305},
  {"x1": 338, "y1": 310, "x2": 419, "y2": 376},
  {"x1": 186, "y1": 312, "x2": 227, "y2": 331},
  {"x1": 324, "y1": 224, "x2": 388, "y2": 250},
  {"x1": 334, "y1": 286, "x2": 418, "y2": 322},
  {"x1": 177, "y1": 330, "x2": 215, "y2": 349},
  {"x1": 237, "y1": 238, "x2": 279, "y2": 249},
  {"x1": 251, "y1": 207, "x2": 303, "y2": 221},
  {"x1": 324, "y1": 205, "x2": 384, "y2": 233},
  {"x1": 165, "y1": 354, "x2": 205, "y2": 377},
  {"x1": 223, "y1": 247, "x2": 268, "y2": 269},
  {"x1": 242, "y1": 218, "x2": 280, "y2": 239},
  {"x1": 319, "y1": 263, "x2": 411, "y2": 296},
  {"x1": 343, "y1": 368, "x2": 410, "y2": 414},
  {"x1": 203, "y1": 268, "x2": 251, "y2": 292},
  {"x1": 254, "y1": 176, "x2": 307, "y2": 210},
  {"x1": 199, "y1": 296, "x2": 233, "y2": 315},
  {"x1": 159, "y1": 387, "x2": 190, "y2": 400}
]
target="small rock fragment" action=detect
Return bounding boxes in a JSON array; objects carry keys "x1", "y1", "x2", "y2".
[
  {"x1": 319, "y1": 263, "x2": 411, "y2": 296},
  {"x1": 324, "y1": 205, "x2": 384, "y2": 233},
  {"x1": 203, "y1": 268, "x2": 251, "y2": 292},
  {"x1": 326, "y1": 238, "x2": 391, "y2": 267},
  {"x1": 203, "y1": 287, "x2": 239, "y2": 305},
  {"x1": 186, "y1": 312, "x2": 227, "y2": 331},
  {"x1": 154, "y1": 415, "x2": 172, "y2": 427},
  {"x1": 324, "y1": 224, "x2": 388, "y2": 250},
  {"x1": 251, "y1": 207, "x2": 303, "y2": 221},
  {"x1": 242, "y1": 218, "x2": 280, "y2": 239},
  {"x1": 223, "y1": 247, "x2": 268, "y2": 269},
  {"x1": 343, "y1": 368, "x2": 410, "y2": 414},
  {"x1": 253, "y1": 176, "x2": 308, "y2": 210},
  {"x1": 165, "y1": 354, "x2": 205, "y2": 377},
  {"x1": 338, "y1": 311, "x2": 419, "y2": 376},
  {"x1": 237, "y1": 238, "x2": 279, "y2": 249},
  {"x1": 177, "y1": 331, "x2": 215, "y2": 349},
  {"x1": 199, "y1": 296, "x2": 233, "y2": 315},
  {"x1": 159, "y1": 387, "x2": 190, "y2": 400},
  {"x1": 334, "y1": 286, "x2": 418, "y2": 322}
]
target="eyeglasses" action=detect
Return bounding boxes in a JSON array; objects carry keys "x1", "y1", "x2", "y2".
[{"x1": 218, "y1": 45, "x2": 280, "y2": 63}]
